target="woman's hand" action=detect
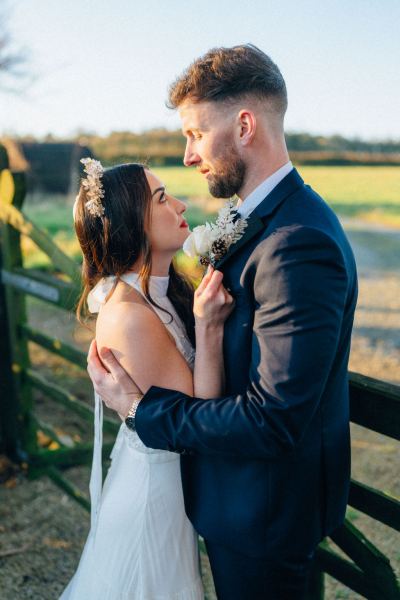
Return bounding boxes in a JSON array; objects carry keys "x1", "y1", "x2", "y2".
[
  {"x1": 192, "y1": 267, "x2": 233, "y2": 398},
  {"x1": 193, "y1": 267, "x2": 235, "y2": 330}
]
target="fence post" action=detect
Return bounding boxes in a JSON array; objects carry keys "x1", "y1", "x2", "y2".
[
  {"x1": 0, "y1": 147, "x2": 17, "y2": 456},
  {"x1": 0, "y1": 229, "x2": 19, "y2": 458},
  {"x1": 307, "y1": 558, "x2": 325, "y2": 599},
  {"x1": 0, "y1": 150, "x2": 35, "y2": 461}
]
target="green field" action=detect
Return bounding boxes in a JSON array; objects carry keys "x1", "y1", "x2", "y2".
[
  {"x1": 21, "y1": 165, "x2": 400, "y2": 269},
  {"x1": 151, "y1": 165, "x2": 400, "y2": 203},
  {"x1": 153, "y1": 165, "x2": 400, "y2": 225},
  {"x1": 152, "y1": 166, "x2": 210, "y2": 198},
  {"x1": 299, "y1": 166, "x2": 400, "y2": 224},
  {"x1": 25, "y1": 165, "x2": 400, "y2": 226}
]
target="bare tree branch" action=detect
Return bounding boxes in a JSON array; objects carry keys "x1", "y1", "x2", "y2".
[{"x1": 0, "y1": 2, "x2": 31, "y2": 93}]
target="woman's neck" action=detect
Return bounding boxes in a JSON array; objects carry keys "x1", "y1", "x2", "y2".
[{"x1": 130, "y1": 252, "x2": 173, "y2": 277}]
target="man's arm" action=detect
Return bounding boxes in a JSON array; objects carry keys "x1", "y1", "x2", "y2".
[{"x1": 135, "y1": 226, "x2": 350, "y2": 459}]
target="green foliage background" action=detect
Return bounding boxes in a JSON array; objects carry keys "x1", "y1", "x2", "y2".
[{"x1": 21, "y1": 165, "x2": 400, "y2": 271}]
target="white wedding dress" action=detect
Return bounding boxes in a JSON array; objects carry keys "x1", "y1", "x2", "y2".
[{"x1": 60, "y1": 273, "x2": 204, "y2": 600}]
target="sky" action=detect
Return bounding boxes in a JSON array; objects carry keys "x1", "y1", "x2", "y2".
[{"x1": 1, "y1": 0, "x2": 400, "y2": 140}]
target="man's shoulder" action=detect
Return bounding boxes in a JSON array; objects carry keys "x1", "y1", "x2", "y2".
[
  {"x1": 250, "y1": 184, "x2": 353, "y2": 269},
  {"x1": 225, "y1": 174, "x2": 354, "y2": 279},
  {"x1": 263, "y1": 180, "x2": 346, "y2": 248},
  {"x1": 256, "y1": 223, "x2": 344, "y2": 260}
]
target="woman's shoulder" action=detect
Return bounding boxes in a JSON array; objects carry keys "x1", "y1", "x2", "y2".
[
  {"x1": 96, "y1": 298, "x2": 183, "y2": 382},
  {"x1": 97, "y1": 299, "x2": 164, "y2": 338}
]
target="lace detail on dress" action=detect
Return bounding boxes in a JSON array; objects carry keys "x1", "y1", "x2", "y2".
[
  {"x1": 174, "y1": 334, "x2": 195, "y2": 369},
  {"x1": 123, "y1": 425, "x2": 163, "y2": 454},
  {"x1": 109, "y1": 423, "x2": 180, "y2": 463}
]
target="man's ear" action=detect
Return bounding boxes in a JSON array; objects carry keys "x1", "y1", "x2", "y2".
[{"x1": 237, "y1": 110, "x2": 256, "y2": 147}]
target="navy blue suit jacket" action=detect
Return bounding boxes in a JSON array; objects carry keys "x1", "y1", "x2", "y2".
[{"x1": 136, "y1": 168, "x2": 358, "y2": 559}]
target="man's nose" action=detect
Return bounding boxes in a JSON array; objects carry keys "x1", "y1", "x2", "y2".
[{"x1": 183, "y1": 142, "x2": 200, "y2": 167}]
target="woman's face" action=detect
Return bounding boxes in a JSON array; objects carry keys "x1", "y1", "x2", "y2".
[{"x1": 145, "y1": 170, "x2": 190, "y2": 254}]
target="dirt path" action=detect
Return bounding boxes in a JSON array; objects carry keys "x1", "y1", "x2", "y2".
[
  {"x1": 1, "y1": 222, "x2": 399, "y2": 599},
  {"x1": 346, "y1": 225, "x2": 400, "y2": 385}
]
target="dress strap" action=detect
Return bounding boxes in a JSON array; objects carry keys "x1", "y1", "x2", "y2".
[{"x1": 89, "y1": 392, "x2": 103, "y2": 530}]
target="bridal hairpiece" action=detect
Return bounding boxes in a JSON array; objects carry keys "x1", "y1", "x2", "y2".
[{"x1": 80, "y1": 157, "x2": 105, "y2": 218}]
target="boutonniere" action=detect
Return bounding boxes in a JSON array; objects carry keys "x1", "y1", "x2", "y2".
[{"x1": 183, "y1": 200, "x2": 248, "y2": 266}]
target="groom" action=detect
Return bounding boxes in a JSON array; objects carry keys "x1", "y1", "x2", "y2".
[{"x1": 87, "y1": 45, "x2": 357, "y2": 599}]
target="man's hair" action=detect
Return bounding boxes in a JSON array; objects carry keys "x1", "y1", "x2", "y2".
[{"x1": 168, "y1": 44, "x2": 287, "y2": 117}]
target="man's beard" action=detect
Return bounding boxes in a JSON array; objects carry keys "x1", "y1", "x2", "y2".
[{"x1": 206, "y1": 147, "x2": 246, "y2": 198}]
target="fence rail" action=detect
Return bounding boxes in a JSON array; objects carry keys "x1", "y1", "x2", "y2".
[{"x1": 0, "y1": 145, "x2": 399, "y2": 599}]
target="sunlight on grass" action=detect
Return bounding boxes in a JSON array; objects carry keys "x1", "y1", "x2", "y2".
[
  {"x1": 152, "y1": 166, "x2": 210, "y2": 197},
  {"x1": 20, "y1": 165, "x2": 400, "y2": 269},
  {"x1": 154, "y1": 165, "x2": 400, "y2": 225}
]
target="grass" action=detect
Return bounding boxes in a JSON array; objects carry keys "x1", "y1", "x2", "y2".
[
  {"x1": 154, "y1": 165, "x2": 400, "y2": 226},
  {"x1": 299, "y1": 166, "x2": 400, "y2": 226},
  {"x1": 19, "y1": 165, "x2": 400, "y2": 269}
]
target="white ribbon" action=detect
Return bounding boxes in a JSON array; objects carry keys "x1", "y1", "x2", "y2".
[
  {"x1": 89, "y1": 392, "x2": 104, "y2": 531},
  {"x1": 87, "y1": 276, "x2": 117, "y2": 313},
  {"x1": 87, "y1": 277, "x2": 115, "y2": 530}
]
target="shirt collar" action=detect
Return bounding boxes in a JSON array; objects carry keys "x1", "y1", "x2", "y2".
[{"x1": 236, "y1": 161, "x2": 293, "y2": 220}]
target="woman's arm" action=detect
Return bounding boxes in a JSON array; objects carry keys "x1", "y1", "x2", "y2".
[
  {"x1": 193, "y1": 322, "x2": 225, "y2": 398},
  {"x1": 193, "y1": 269, "x2": 234, "y2": 398},
  {"x1": 96, "y1": 302, "x2": 194, "y2": 400},
  {"x1": 89, "y1": 269, "x2": 233, "y2": 416}
]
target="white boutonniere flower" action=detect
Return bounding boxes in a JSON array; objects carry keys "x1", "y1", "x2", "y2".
[{"x1": 183, "y1": 200, "x2": 248, "y2": 266}]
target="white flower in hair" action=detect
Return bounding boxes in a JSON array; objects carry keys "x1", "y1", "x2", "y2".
[
  {"x1": 80, "y1": 157, "x2": 105, "y2": 218},
  {"x1": 183, "y1": 199, "x2": 248, "y2": 266}
]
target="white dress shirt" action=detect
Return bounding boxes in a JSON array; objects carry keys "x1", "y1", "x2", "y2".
[{"x1": 236, "y1": 161, "x2": 293, "y2": 220}]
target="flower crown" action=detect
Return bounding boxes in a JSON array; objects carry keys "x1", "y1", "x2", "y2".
[{"x1": 80, "y1": 157, "x2": 105, "y2": 218}]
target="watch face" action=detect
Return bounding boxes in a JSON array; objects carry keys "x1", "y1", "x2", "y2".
[{"x1": 125, "y1": 416, "x2": 136, "y2": 431}]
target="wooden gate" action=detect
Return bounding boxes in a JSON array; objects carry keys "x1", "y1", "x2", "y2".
[
  {"x1": 0, "y1": 145, "x2": 119, "y2": 510},
  {"x1": 0, "y1": 145, "x2": 399, "y2": 599}
]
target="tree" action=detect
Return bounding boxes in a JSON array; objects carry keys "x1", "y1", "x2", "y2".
[{"x1": 0, "y1": 2, "x2": 28, "y2": 92}]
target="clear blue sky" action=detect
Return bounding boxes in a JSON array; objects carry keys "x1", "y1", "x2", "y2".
[{"x1": 2, "y1": 0, "x2": 400, "y2": 139}]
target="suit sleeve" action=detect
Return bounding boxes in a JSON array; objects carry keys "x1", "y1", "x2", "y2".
[{"x1": 136, "y1": 226, "x2": 349, "y2": 458}]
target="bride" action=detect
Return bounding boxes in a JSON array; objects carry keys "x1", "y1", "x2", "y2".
[{"x1": 60, "y1": 158, "x2": 233, "y2": 599}]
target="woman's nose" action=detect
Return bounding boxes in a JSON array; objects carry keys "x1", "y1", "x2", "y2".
[{"x1": 177, "y1": 198, "x2": 187, "y2": 213}]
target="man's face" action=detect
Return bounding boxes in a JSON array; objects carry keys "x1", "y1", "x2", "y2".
[{"x1": 179, "y1": 100, "x2": 246, "y2": 198}]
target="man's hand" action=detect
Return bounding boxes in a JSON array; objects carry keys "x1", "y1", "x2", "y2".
[
  {"x1": 194, "y1": 267, "x2": 235, "y2": 329},
  {"x1": 87, "y1": 340, "x2": 142, "y2": 419}
]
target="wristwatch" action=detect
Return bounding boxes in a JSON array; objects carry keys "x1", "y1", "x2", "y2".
[{"x1": 124, "y1": 393, "x2": 144, "y2": 431}]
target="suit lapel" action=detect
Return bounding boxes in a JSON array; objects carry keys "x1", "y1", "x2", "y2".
[
  {"x1": 214, "y1": 168, "x2": 304, "y2": 269},
  {"x1": 214, "y1": 211, "x2": 264, "y2": 269}
]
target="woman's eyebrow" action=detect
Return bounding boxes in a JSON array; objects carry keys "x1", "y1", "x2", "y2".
[{"x1": 152, "y1": 186, "x2": 165, "y2": 197}]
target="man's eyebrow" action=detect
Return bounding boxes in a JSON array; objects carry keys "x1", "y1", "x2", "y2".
[{"x1": 152, "y1": 186, "x2": 165, "y2": 197}]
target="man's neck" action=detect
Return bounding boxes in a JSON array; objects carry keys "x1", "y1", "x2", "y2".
[{"x1": 237, "y1": 153, "x2": 290, "y2": 204}]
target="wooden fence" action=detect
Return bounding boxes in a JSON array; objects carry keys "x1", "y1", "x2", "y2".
[{"x1": 0, "y1": 145, "x2": 399, "y2": 599}]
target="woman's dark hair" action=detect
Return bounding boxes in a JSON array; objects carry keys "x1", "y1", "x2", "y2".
[{"x1": 74, "y1": 163, "x2": 195, "y2": 345}]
